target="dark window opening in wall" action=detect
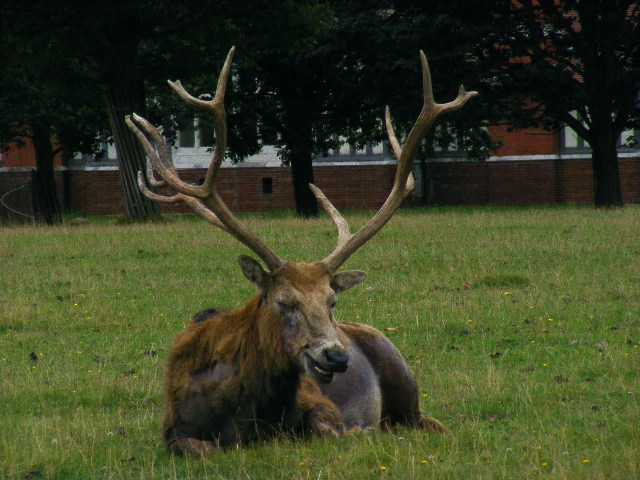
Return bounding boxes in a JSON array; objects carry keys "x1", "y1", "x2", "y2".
[
  {"x1": 179, "y1": 127, "x2": 195, "y2": 148},
  {"x1": 262, "y1": 177, "x2": 273, "y2": 195},
  {"x1": 199, "y1": 124, "x2": 214, "y2": 147}
]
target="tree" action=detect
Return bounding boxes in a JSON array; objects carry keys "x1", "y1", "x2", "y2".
[
  {"x1": 228, "y1": 1, "x2": 497, "y2": 216},
  {"x1": 272, "y1": 1, "x2": 500, "y2": 213},
  {"x1": 215, "y1": 2, "x2": 337, "y2": 218},
  {"x1": 485, "y1": 0, "x2": 640, "y2": 207},
  {"x1": 81, "y1": 0, "x2": 234, "y2": 220},
  {"x1": 67, "y1": 0, "x2": 337, "y2": 219},
  {"x1": 2, "y1": 0, "x2": 338, "y2": 220},
  {"x1": 323, "y1": 1, "x2": 498, "y2": 210},
  {"x1": 67, "y1": 0, "x2": 167, "y2": 222},
  {"x1": 0, "y1": 1, "x2": 108, "y2": 224}
]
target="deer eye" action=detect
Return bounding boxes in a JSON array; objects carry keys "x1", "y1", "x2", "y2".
[{"x1": 276, "y1": 301, "x2": 296, "y2": 314}]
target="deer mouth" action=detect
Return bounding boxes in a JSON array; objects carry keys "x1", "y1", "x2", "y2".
[{"x1": 304, "y1": 354, "x2": 334, "y2": 384}]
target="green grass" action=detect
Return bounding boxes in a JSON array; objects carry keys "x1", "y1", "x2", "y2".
[{"x1": 1, "y1": 206, "x2": 639, "y2": 479}]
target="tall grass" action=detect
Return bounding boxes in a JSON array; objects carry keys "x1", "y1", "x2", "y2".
[{"x1": 1, "y1": 206, "x2": 638, "y2": 479}]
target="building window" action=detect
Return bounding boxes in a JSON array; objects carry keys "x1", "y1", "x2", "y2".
[
  {"x1": 179, "y1": 127, "x2": 196, "y2": 148},
  {"x1": 262, "y1": 177, "x2": 273, "y2": 195},
  {"x1": 560, "y1": 110, "x2": 639, "y2": 153},
  {"x1": 620, "y1": 129, "x2": 639, "y2": 150},
  {"x1": 560, "y1": 111, "x2": 589, "y2": 152},
  {"x1": 431, "y1": 123, "x2": 468, "y2": 158},
  {"x1": 560, "y1": 125, "x2": 588, "y2": 151},
  {"x1": 561, "y1": 126, "x2": 640, "y2": 152},
  {"x1": 199, "y1": 123, "x2": 215, "y2": 147},
  {"x1": 178, "y1": 118, "x2": 213, "y2": 149},
  {"x1": 319, "y1": 135, "x2": 388, "y2": 162}
]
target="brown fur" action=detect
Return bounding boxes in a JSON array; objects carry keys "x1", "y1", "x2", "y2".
[{"x1": 162, "y1": 261, "x2": 444, "y2": 455}]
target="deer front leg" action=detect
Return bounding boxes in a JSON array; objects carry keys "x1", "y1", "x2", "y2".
[
  {"x1": 295, "y1": 377, "x2": 346, "y2": 437},
  {"x1": 339, "y1": 323, "x2": 447, "y2": 433},
  {"x1": 169, "y1": 437, "x2": 217, "y2": 456},
  {"x1": 416, "y1": 416, "x2": 447, "y2": 433}
]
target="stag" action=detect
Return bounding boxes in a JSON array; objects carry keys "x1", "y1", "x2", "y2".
[{"x1": 126, "y1": 47, "x2": 476, "y2": 456}]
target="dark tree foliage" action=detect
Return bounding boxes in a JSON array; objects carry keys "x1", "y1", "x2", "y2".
[
  {"x1": 110, "y1": 1, "x2": 335, "y2": 218},
  {"x1": 323, "y1": 1, "x2": 499, "y2": 160},
  {"x1": 64, "y1": 0, "x2": 177, "y2": 222},
  {"x1": 1, "y1": 0, "x2": 338, "y2": 220},
  {"x1": 0, "y1": 0, "x2": 251, "y2": 222},
  {"x1": 2, "y1": 0, "x2": 502, "y2": 220},
  {"x1": 0, "y1": 1, "x2": 109, "y2": 224},
  {"x1": 243, "y1": 2, "x2": 337, "y2": 217},
  {"x1": 484, "y1": 0, "x2": 640, "y2": 207},
  {"x1": 242, "y1": 0, "x2": 497, "y2": 210},
  {"x1": 147, "y1": 2, "x2": 333, "y2": 217},
  {"x1": 211, "y1": 3, "x2": 337, "y2": 218},
  {"x1": 12, "y1": 0, "x2": 632, "y2": 217},
  {"x1": 228, "y1": 1, "x2": 498, "y2": 215}
]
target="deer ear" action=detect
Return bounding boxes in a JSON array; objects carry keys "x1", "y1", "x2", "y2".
[
  {"x1": 331, "y1": 270, "x2": 367, "y2": 293},
  {"x1": 238, "y1": 255, "x2": 269, "y2": 291}
]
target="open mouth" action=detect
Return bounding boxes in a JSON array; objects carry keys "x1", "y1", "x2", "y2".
[{"x1": 304, "y1": 355, "x2": 334, "y2": 384}]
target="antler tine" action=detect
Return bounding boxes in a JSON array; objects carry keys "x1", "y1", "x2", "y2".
[
  {"x1": 168, "y1": 46, "x2": 234, "y2": 110},
  {"x1": 167, "y1": 46, "x2": 234, "y2": 192},
  {"x1": 144, "y1": 158, "x2": 165, "y2": 188},
  {"x1": 309, "y1": 184, "x2": 351, "y2": 249},
  {"x1": 136, "y1": 170, "x2": 232, "y2": 232},
  {"x1": 385, "y1": 106, "x2": 402, "y2": 160},
  {"x1": 127, "y1": 47, "x2": 237, "y2": 202},
  {"x1": 137, "y1": 171, "x2": 174, "y2": 202},
  {"x1": 126, "y1": 47, "x2": 285, "y2": 272},
  {"x1": 126, "y1": 113, "x2": 205, "y2": 198},
  {"x1": 396, "y1": 51, "x2": 477, "y2": 183},
  {"x1": 320, "y1": 51, "x2": 477, "y2": 272}
]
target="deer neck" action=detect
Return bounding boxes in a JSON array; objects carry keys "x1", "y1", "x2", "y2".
[{"x1": 234, "y1": 295, "x2": 296, "y2": 379}]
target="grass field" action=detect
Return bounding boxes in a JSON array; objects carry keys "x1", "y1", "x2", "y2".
[{"x1": 1, "y1": 206, "x2": 639, "y2": 479}]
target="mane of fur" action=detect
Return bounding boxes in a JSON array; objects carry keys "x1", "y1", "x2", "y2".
[{"x1": 162, "y1": 295, "x2": 297, "y2": 440}]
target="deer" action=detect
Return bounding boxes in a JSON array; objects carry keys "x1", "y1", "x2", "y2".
[{"x1": 125, "y1": 46, "x2": 476, "y2": 456}]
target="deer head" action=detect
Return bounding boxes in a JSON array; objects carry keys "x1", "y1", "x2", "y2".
[
  {"x1": 125, "y1": 47, "x2": 476, "y2": 382},
  {"x1": 237, "y1": 255, "x2": 365, "y2": 383}
]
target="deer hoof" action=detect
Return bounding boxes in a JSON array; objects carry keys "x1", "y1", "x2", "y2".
[{"x1": 421, "y1": 417, "x2": 447, "y2": 433}]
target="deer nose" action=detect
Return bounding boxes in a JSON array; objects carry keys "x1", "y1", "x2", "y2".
[{"x1": 324, "y1": 348, "x2": 349, "y2": 373}]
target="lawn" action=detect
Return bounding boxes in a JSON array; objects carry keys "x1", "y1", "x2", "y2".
[{"x1": 1, "y1": 206, "x2": 638, "y2": 479}]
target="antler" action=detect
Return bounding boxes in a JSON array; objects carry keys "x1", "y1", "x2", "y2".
[
  {"x1": 125, "y1": 47, "x2": 285, "y2": 272},
  {"x1": 313, "y1": 51, "x2": 477, "y2": 272}
]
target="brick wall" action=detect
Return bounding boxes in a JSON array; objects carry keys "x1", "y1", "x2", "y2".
[
  {"x1": 65, "y1": 169, "x2": 125, "y2": 215},
  {"x1": 2, "y1": 157, "x2": 639, "y2": 217},
  {"x1": 64, "y1": 165, "x2": 398, "y2": 215},
  {"x1": 620, "y1": 158, "x2": 640, "y2": 204},
  {"x1": 425, "y1": 157, "x2": 639, "y2": 205},
  {"x1": 489, "y1": 125, "x2": 559, "y2": 156},
  {"x1": 0, "y1": 169, "x2": 67, "y2": 219},
  {"x1": 0, "y1": 138, "x2": 64, "y2": 168}
]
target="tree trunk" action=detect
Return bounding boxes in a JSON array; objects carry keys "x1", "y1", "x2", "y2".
[
  {"x1": 590, "y1": 121, "x2": 623, "y2": 208},
  {"x1": 290, "y1": 152, "x2": 318, "y2": 218},
  {"x1": 30, "y1": 122, "x2": 62, "y2": 224},
  {"x1": 105, "y1": 78, "x2": 160, "y2": 221},
  {"x1": 283, "y1": 110, "x2": 318, "y2": 218}
]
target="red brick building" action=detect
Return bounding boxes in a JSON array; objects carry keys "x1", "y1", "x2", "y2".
[{"x1": 1, "y1": 123, "x2": 639, "y2": 218}]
